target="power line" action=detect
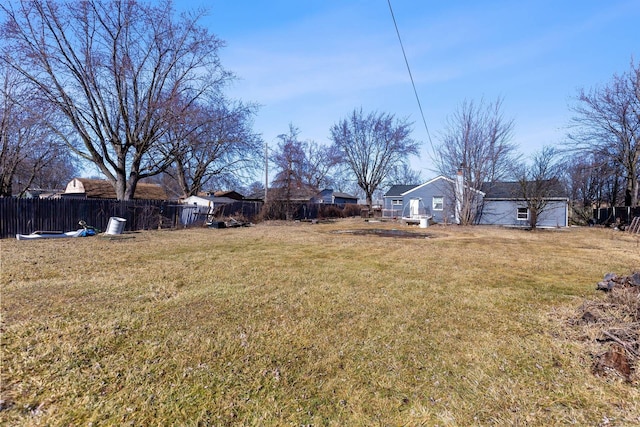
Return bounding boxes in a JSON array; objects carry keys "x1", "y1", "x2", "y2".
[{"x1": 387, "y1": 0, "x2": 433, "y2": 146}]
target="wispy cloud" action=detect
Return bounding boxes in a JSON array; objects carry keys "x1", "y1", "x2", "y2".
[{"x1": 196, "y1": 0, "x2": 639, "y2": 169}]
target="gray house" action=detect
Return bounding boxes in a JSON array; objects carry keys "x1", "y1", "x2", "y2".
[
  {"x1": 313, "y1": 189, "x2": 358, "y2": 205},
  {"x1": 383, "y1": 175, "x2": 569, "y2": 227},
  {"x1": 383, "y1": 176, "x2": 462, "y2": 223}
]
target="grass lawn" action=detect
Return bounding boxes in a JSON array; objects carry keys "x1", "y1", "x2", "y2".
[{"x1": 1, "y1": 220, "x2": 639, "y2": 426}]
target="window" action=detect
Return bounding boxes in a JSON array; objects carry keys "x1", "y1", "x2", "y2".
[
  {"x1": 517, "y1": 207, "x2": 529, "y2": 221},
  {"x1": 432, "y1": 196, "x2": 443, "y2": 211},
  {"x1": 392, "y1": 199, "x2": 403, "y2": 206}
]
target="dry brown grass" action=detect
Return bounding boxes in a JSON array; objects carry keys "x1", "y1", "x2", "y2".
[
  {"x1": 1, "y1": 220, "x2": 639, "y2": 426},
  {"x1": 558, "y1": 279, "x2": 639, "y2": 384}
]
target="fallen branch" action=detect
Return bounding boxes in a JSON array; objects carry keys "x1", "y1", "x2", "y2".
[{"x1": 602, "y1": 330, "x2": 639, "y2": 358}]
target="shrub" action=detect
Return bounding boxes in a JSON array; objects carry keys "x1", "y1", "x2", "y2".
[
  {"x1": 319, "y1": 204, "x2": 343, "y2": 219},
  {"x1": 342, "y1": 203, "x2": 364, "y2": 217}
]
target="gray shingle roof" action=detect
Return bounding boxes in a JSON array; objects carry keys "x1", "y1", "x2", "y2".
[
  {"x1": 332, "y1": 191, "x2": 357, "y2": 199},
  {"x1": 481, "y1": 179, "x2": 567, "y2": 199},
  {"x1": 384, "y1": 185, "x2": 418, "y2": 197}
]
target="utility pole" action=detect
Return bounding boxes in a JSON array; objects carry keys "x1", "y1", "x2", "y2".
[{"x1": 264, "y1": 141, "x2": 268, "y2": 204}]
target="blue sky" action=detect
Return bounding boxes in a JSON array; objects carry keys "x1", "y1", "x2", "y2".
[{"x1": 179, "y1": 0, "x2": 639, "y2": 177}]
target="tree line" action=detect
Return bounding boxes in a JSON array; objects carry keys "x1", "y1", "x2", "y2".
[{"x1": 1, "y1": 1, "x2": 638, "y2": 224}]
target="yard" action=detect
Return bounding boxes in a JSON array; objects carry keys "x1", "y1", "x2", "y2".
[{"x1": 1, "y1": 220, "x2": 639, "y2": 426}]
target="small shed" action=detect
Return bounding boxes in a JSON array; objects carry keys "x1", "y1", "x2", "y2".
[{"x1": 180, "y1": 195, "x2": 237, "y2": 225}]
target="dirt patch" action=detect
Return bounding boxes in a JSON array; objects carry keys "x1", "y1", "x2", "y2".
[
  {"x1": 333, "y1": 229, "x2": 444, "y2": 239},
  {"x1": 563, "y1": 272, "x2": 640, "y2": 383}
]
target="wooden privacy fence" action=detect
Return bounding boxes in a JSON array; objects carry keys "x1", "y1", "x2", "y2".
[
  {"x1": 212, "y1": 201, "x2": 264, "y2": 221},
  {"x1": 1, "y1": 198, "x2": 363, "y2": 239},
  {"x1": 258, "y1": 201, "x2": 363, "y2": 221},
  {"x1": 0, "y1": 198, "x2": 180, "y2": 239}
]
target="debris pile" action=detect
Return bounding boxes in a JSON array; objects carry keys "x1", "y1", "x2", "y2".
[
  {"x1": 571, "y1": 272, "x2": 640, "y2": 383},
  {"x1": 206, "y1": 217, "x2": 252, "y2": 229},
  {"x1": 596, "y1": 271, "x2": 640, "y2": 291}
]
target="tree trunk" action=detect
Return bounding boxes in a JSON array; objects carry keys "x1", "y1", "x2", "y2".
[
  {"x1": 114, "y1": 174, "x2": 127, "y2": 200},
  {"x1": 530, "y1": 210, "x2": 538, "y2": 230},
  {"x1": 625, "y1": 185, "x2": 633, "y2": 207},
  {"x1": 365, "y1": 192, "x2": 373, "y2": 208}
]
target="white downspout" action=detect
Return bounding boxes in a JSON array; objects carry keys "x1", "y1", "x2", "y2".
[{"x1": 455, "y1": 169, "x2": 464, "y2": 224}]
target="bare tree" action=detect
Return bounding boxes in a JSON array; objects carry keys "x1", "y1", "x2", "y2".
[
  {"x1": 513, "y1": 146, "x2": 565, "y2": 230},
  {"x1": 164, "y1": 98, "x2": 262, "y2": 197},
  {"x1": 385, "y1": 163, "x2": 422, "y2": 186},
  {"x1": 13, "y1": 140, "x2": 77, "y2": 193},
  {"x1": 270, "y1": 125, "x2": 308, "y2": 205},
  {"x1": 0, "y1": 66, "x2": 74, "y2": 196},
  {"x1": 564, "y1": 152, "x2": 625, "y2": 223},
  {"x1": 568, "y1": 59, "x2": 640, "y2": 207},
  {"x1": 330, "y1": 108, "x2": 419, "y2": 207},
  {"x1": 1, "y1": 0, "x2": 230, "y2": 199},
  {"x1": 271, "y1": 124, "x2": 340, "y2": 195},
  {"x1": 299, "y1": 141, "x2": 341, "y2": 191},
  {"x1": 244, "y1": 180, "x2": 265, "y2": 198},
  {"x1": 431, "y1": 97, "x2": 518, "y2": 225},
  {"x1": 329, "y1": 165, "x2": 364, "y2": 200}
]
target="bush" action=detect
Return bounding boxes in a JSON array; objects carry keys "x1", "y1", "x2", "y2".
[
  {"x1": 257, "y1": 202, "x2": 286, "y2": 221},
  {"x1": 342, "y1": 203, "x2": 364, "y2": 217},
  {"x1": 319, "y1": 204, "x2": 343, "y2": 219}
]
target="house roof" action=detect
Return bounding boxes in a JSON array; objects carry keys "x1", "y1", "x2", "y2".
[
  {"x1": 481, "y1": 179, "x2": 567, "y2": 199},
  {"x1": 403, "y1": 175, "x2": 465, "y2": 195},
  {"x1": 212, "y1": 190, "x2": 244, "y2": 200},
  {"x1": 317, "y1": 189, "x2": 358, "y2": 200},
  {"x1": 245, "y1": 190, "x2": 266, "y2": 201},
  {"x1": 385, "y1": 175, "x2": 569, "y2": 200},
  {"x1": 332, "y1": 191, "x2": 357, "y2": 200},
  {"x1": 182, "y1": 195, "x2": 237, "y2": 205},
  {"x1": 384, "y1": 175, "x2": 485, "y2": 197},
  {"x1": 24, "y1": 188, "x2": 64, "y2": 199},
  {"x1": 384, "y1": 185, "x2": 419, "y2": 197},
  {"x1": 64, "y1": 178, "x2": 168, "y2": 200},
  {"x1": 267, "y1": 185, "x2": 318, "y2": 202}
]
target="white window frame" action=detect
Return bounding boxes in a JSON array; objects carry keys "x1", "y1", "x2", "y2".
[
  {"x1": 392, "y1": 199, "x2": 403, "y2": 206},
  {"x1": 517, "y1": 207, "x2": 529, "y2": 221},
  {"x1": 432, "y1": 196, "x2": 444, "y2": 211}
]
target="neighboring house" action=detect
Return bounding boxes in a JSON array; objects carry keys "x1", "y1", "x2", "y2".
[
  {"x1": 180, "y1": 194, "x2": 238, "y2": 225},
  {"x1": 214, "y1": 190, "x2": 245, "y2": 200},
  {"x1": 383, "y1": 175, "x2": 569, "y2": 227},
  {"x1": 244, "y1": 190, "x2": 267, "y2": 202},
  {"x1": 63, "y1": 178, "x2": 167, "y2": 200},
  {"x1": 313, "y1": 189, "x2": 358, "y2": 205},
  {"x1": 22, "y1": 188, "x2": 63, "y2": 199},
  {"x1": 478, "y1": 180, "x2": 569, "y2": 227},
  {"x1": 263, "y1": 186, "x2": 319, "y2": 203},
  {"x1": 247, "y1": 186, "x2": 329, "y2": 204}
]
